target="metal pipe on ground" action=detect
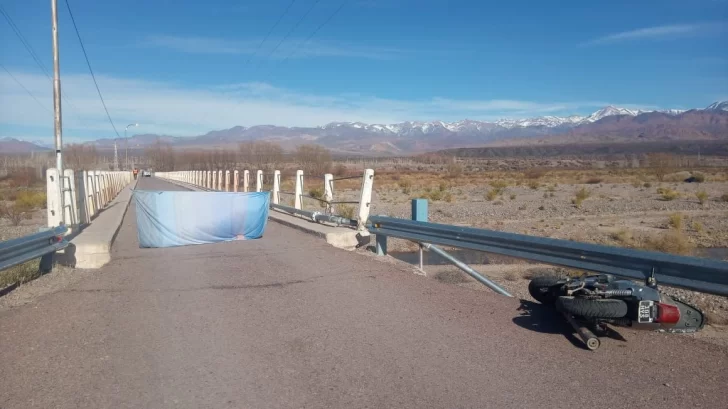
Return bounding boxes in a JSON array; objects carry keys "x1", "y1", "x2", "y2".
[
  {"x1": 271, "y1": 203, "x2": 356, "y2": 227},
  {"x1": 421, "y1": 243, "x2": 513, "y2": 297}
]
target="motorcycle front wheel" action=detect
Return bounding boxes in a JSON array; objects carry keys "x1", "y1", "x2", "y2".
[
  {"x1": 528, "y1": 276, "x2": 565, "y2": 305},
  {"x1": 557, "y1": 296, "x2": 628, "y2": 318}
]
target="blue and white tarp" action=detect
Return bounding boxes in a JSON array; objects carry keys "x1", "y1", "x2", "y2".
[{"x1": 133, "y1": 190, "x2": 269, "y2": 248}]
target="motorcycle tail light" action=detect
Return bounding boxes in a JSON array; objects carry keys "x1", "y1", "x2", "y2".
[{"x1": 656, "y1": 302, "x2": 680, "y2": 324}]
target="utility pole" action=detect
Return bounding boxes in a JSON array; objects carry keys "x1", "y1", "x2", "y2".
[
  {"x1": 51, "y1": 0, "x2": 63, "y2": 172},
  {"x1": 113, "y1": 142, "x2": 119, "y2": 170}
]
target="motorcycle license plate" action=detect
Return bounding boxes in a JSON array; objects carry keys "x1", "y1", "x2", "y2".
[{"x1": 638, "y1": 300, "x2": 655, "y2": 323}]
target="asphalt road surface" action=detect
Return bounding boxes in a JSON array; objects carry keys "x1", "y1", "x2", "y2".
[{"x1": 1, "y1": 177, "x2": 726, "y2": 408}]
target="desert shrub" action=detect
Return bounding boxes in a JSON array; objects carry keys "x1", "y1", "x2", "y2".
[
  {"x1": 399, "y1": 180, "x2": 412, "y2": 194},
  {"x1": 332, "y1": 163, "x2": 348, "y2": 177},
  {"x1": 444, "y1": 193, "x2": 453, "y2": 203},
  {"x1": 610, "y1": 228, "x2": 633, "y2": 244},
  {"x1": 692, "y1": 221, "x2": 704, "y2": 233},
  {"x1": 585, "y1": 177, "x2": 602, "y2": 184},
  {"x1": 696, "y1": 190, "x2": 708, "y2": 205},
  {"x1": 692, "y1": 172, "x2": 706, "y2": 183},
  {"x1": 490, "y1": 180, "x2": 508, "y2": 190},
  {"x1": 15, "y1": 191, "x2": 46, "y2": 210},
  {"x1": 509, "y1": 194, "x2": 516, "y2": 200},
  {"x1": 428, "y1": 190, "x2": 443, "y2": 201},
  {"x1": 642, "y1": 230, "x2": 694, "y2": 255},
  {"x1": 668, "y1": 213, "x2": 683, "y2": 230},
  {"x1": 643, "y1": 182, "x2": 652, "y2": 188},
  {"x1": 632, "y1": 180, "x2": 642, "y2": 188},
  {"x1": 657, "y1": 187, "x2": 680, "y2": 201},
  {"x1": 572, "y1": 187, "x2": 591, "y2": 208},
  {"x1": 0, "y1": 202, "x2": 33, "y2": 226},
  {"x1": 527, "y1": 181, "x2": 540, "y2": 190},
  {"x1": 524, "y1": 168, "x2": 546, "y2": 179},
  {"x1": 337, "y1": 204, "x2": 355, "y2": 219},
  {"x1": 721, "y1": 193, "x2": 728, "y2": 202},
  {"x1": 438, "y1": 181, "x2": 447, "y2": 192},
  {"x1": 485, "y1": 189, "x2": 500, "y2": 201},
  {"x1": 446, "y1": 162, "x2": 463, "y2": 178}
]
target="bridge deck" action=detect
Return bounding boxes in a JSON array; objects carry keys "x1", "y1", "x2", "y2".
[{"x1": 1, "y1": 177, "x2": 726, "y2": 408}]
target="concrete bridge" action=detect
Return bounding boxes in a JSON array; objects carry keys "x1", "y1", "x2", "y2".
[{"x1": 1, "y1": 177, "x2": 726, "y2": 408}]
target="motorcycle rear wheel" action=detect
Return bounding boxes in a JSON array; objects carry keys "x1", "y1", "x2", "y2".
[
  {"x1": 557, "y1": 296, "x2": 628, "y2": 318},
  {"x1": 528, "y1": 276, "x2": 565, "y2": 305}
]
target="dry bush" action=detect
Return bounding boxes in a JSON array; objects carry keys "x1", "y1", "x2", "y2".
[
  {"x1": 668, "y1": 213, "x2": 683, "y2": 230},
  {"x1": 696, "y1": 190, "x2": 708, "y2": 205},
  {"x1": 0, "y1": 260, "x2": 40, "y2": 288},
  {"x1": 337, "y1": 204, "x2": 355, "y2": 219},
  {"x1": 0, "y1": 201, "x2": 33, "y2": 226},
  {"x1": 657, "y1": 187, "x2": 680, "y2": 201},
  {"x1": 632, "y1": 180, "x2": 642, "y2": 188},
  {"x1": 572, "y1": 187, "x2": 591, "y2": 208},
  {"x1": 643, "y1": 182, "x2": 652, "y2": 188},
  {"x1": 692, "y1": 172, "x2": 706, "y2": 183},
  {"x1": 485, "y1": 189, "x2": 500, "y2": 201},
  {"x1": 490, "y1": 180, "x2": 508, "y2": 190},
  {"x1": 527, "y1": 180, "x2": 540, "y2": 190},
  {"x1": 722, "y1": 193, "x2": 728, "y2": 202},
  {"x1": 239, "y1": 141, "x2": 284, "y2": 171},
  {"x1": 509, "y1": 194, "x2": 516, "y2": 200},
  {"x1": 15, "y1": 191, "x2": 46, "y2": 209},
  {"x1": 4, "y1": 167, "x2": 42, "y2": 188},
  {"x1": 692, "y1": 221, "x2": 704, "y2": 233},
  {"x1": 444, "y1": 193, "x2": 454, "y2": 202},
  {"x1": 308, "y1": 187, "x2": 324, "y2": 200},
  {"x1": 446, "y1": 162, "x2": 463, "y2": 178},
  {"x1": 546, "y1": 184, "x2": 557, "y2": 192},
  {"x1": 503, "y1": 271, "x2": 518, "y2": 281},
  {"x1": 585, "y1": 177, "x2": 602, "y2": 184},
  {"x1": 65, "y1": 144, "x2": 100, "y2": 170},
  {"x1": 438, "y1": 181, "x2": 448, "y2": 192},
  {"x1": 610, "y1": 228, "x2": 633, "y2": 244},
  {"x1": 642, "y1": 230, "x2": 694, "y2": 255},
  {"x1": 294, "y1": 144, "x2": 332, "y2": 176},
  {"x1": 332, "y1": 163, "x2": 348, "y2": 177},
  {"x1": 647, "y1": 153, "x2": 675, "y2": 182},
  {"x1": 524, "y1": 168, "x2": 546, "y2": 179},
  {"x1": 399, "y1": 180, "x2": 412, "y2": 194}
]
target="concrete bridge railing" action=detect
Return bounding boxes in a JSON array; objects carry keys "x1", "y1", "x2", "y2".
[
  {"x1": 155, "y1": 168, "x2": 374, "y2": 230},
  {"x1": 46, "y1": 169, "x2": 134, "y2": 231}
]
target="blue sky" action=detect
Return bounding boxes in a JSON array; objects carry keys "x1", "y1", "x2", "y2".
[{"x1": 1, "y1": 0, "x2": 726, "y2": 142}]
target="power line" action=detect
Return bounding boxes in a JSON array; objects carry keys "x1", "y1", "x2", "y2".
[
  {"x1": 63, "y1": 0, "x2": 121, "y2": 138},
  {"x1": 280, "y1": 0, "x2": 348, "y2": 64},
  {"x1": 244, "y1": 0, "x2": 298, "y2": 65},
  {"x1": 0, "y1": 4, "x2": 83, "y2": 119},
  {"x1": 0, "y1": 5, "x2": 52, "y2": 79},
  {"x1": 256, "y1": 0, "x2": 322, "y2": 68},
  {"x1": 0, "y1": 63, "x2": 52, "y2": 114}
]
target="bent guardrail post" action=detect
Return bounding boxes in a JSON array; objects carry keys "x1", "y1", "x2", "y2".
[
  {"x1": 423, "y1": 243, "x2": 513, "y2": 297},
  {"x1": 294, "y1": 170, "x2": 303, "y2": 210}
]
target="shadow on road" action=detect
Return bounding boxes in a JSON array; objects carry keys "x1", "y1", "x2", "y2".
[{"x1": 512, "y1": 299, "x2": 585, "y2": 349}]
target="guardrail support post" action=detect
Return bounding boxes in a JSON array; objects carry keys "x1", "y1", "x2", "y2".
[
  {"x1": 273, "y1": 170, "x2": 281, "y2": 204},
  {"x1": 243, "y1": 170, "x2": 250, "y2": 192},
  {"x1": 294, "y1": 170, "x2": 303, "y2": 210},
  {"x1": 212, "y1": 170, "x2": 217, "y2": 191},
  {"x1": 324, "y1": 173, "x2": 334, "y2": 214},
  {"x1": 225, "y1": 170, "x2": 231, "y2": 192},
  {"x1": 412, "y1": 198, "x2": 428, "y2": 272},
  {"x1": 46, "y1": 168, "x2": 63, "y2": 228},
  {"x1": 233, "y1": 170, "x2": 239, "y2": 192},
  {"x1": 357, "y1": 169, "x2": 375, "y2": 231},
  {"x1": 218, "y1": 170, "x2": 223, "y2": 190},
  {"x1": 256, "y1": 170, "x2": 263, "y2": 192}
]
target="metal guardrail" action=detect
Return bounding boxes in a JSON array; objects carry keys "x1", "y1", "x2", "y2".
[
  {"x1": 368, "y1": 216, "x2": 728, "y2": 297},
  {"x1": 0, "y1": 225, "x2": 69, "y2": 273}
]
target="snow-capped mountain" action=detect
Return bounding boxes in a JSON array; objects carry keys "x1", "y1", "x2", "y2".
[
  {"x1": 706, "y1": 101, "x2": 728, "y2": 111},
  {"x1": 5, "y1": 101, "x2": 727, "y2": 155}
]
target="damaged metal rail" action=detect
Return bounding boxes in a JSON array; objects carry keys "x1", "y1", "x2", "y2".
[{"x1": 368, "y1": 216, "x2": 728, "y2": 297}]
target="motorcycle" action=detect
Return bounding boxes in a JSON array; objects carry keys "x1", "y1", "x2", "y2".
[{"x1": 528, "y1": 273, "x2": 705, "y2": 350}]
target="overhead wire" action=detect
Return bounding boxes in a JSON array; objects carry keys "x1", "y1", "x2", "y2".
[
  {"x1": 244, "y1": 0, "x2": 298, "y2": 65},
  {"x1": 63, "y1": 0, "x2": 121, "y2": 138},
  {"x1": 279, "y1": 0, "x2": 348, "y2": 64},
  {"x1": 255, "y1": 0, "x2": 322, "y2": 70},
  {"x1": 0, "y1": 62, "x2": 52, "y2": 114},
  {"x1": 0, "y1": 4, "x2": 83, "y2": 120}
]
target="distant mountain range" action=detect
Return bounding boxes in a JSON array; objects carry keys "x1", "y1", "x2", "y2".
[{"x1": 3, "y1": 101, "x2": 727, "y2": 155}]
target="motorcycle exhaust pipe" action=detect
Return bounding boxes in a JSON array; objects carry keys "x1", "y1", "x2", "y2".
[{"x1": 561, "y1": 311, "x2": 600, "y2": 351}]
